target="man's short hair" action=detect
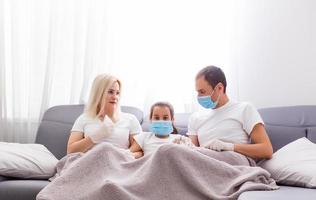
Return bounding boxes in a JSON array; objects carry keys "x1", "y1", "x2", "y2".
[{"x1": 196, "y1": 65, "x2": 227, "y2": 93}]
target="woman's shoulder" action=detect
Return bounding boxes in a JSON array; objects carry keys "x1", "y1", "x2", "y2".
[
  {"x1": 75, "y1": 113, "x2": 99, "y2": 123},
  {"x1": 120, "y1": 112, "x2": 139, "y2": 121}
]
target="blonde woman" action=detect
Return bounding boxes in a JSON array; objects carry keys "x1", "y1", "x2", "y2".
[{"x1": 67, "y1": 74, "x2": 142, "y2": 156}]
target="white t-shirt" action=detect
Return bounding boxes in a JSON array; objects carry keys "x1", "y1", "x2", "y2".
[
  {"x1": 187, "y1": 101, "x2": 263, "y2": 147},
  {"x1": 133, "y1": 132, "x2": 181, "y2": 155},
  {"x1": 71, "y1": 112, "x2": 142, "y2": 149}
]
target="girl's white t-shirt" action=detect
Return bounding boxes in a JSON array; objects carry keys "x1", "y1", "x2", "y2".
[
  {"x1": 71, "y1": 112, "x2": 142, "y2": 149},
  {"x1": 133, "y1": 132, "x2": 181, "y2": 155}
]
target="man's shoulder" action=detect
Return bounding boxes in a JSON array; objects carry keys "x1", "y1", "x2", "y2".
[
  {"x1": 229, "y1": 101, "x2": 255, "y2": 110},
  {"x1": 190, "y1": 110, "x2": 210, "y2": 120}
]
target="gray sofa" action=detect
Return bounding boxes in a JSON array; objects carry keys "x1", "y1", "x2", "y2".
[{"x1": 0, "y1": 104, "x2": 315, "y2": 200}]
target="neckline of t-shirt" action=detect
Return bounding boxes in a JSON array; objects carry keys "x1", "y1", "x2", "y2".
[
  {"x1": 103, "y1": 115, "x2": 121, "y2": 125},
  {"x1": 150, "y1": 132, "x2": 176, "y2": 140},
  {"x1": 213, "y1": 100, "x2": 234, "y2": 112}
]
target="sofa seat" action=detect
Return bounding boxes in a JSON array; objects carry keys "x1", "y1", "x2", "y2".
[
  {"x1": 0, "y1": 176, "x2": 9, "y2": 182},
  {"x1": 0, "y1": 179, "x2": 49, "y2": 200},
  {"x1": 239, "y1": 185, "x2": 316, "y2": 200}
]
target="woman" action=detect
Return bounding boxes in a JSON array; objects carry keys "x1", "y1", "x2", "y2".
[{"x1": 67, "y1": 74, "x2": 142, "y2": 155}]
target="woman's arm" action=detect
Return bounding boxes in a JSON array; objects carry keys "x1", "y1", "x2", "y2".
[
  {"x1": 234, "y1": 123, "x2": 273, "y2": 159},
  {"x1": 67, "y1": 132, "x2": 95, "y2": 154},
  {"x1": 129, "y1": 135, "x2": 143, "y2": 158}
]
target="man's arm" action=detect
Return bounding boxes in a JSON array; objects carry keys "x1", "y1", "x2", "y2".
[{"x1": 234, "y1": 123, "x2": 273, "y2": 159}]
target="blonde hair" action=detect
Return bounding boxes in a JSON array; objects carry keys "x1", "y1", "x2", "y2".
[{"x1": 85, "y1": 74, "x2": 121, "y2": 118}]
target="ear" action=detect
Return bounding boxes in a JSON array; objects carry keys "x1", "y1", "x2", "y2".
[{"x1": 217, "y1": 82, "x2": 224, "y2": 92}]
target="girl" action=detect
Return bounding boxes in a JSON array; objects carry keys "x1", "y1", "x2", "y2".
[{"x1": 129, "y1": 101, "x2": 192, "y2": 157}]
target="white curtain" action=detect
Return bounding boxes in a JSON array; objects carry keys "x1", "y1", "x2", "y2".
[{"x1": 0, "y1": 0, "x2": 238, "y2": 143}]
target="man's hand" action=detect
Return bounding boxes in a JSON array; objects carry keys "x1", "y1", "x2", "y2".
[{"x1": 204, "y1": 139, "x2": 234, "y2": 151}]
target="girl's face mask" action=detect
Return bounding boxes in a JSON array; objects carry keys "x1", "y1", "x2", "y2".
[{"x1": 149, "y1": 120, "x2": 173, "y2": 136}]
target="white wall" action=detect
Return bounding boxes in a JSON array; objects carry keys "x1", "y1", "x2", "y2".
[{"x1": 230, "y1": 0, "x2": 316, "y2": 108}]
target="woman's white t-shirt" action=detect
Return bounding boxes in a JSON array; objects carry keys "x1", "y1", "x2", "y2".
[
  {"x1": 187, "y1": 101, "x2": 264, "y2": 147},
  {"x1": 133, "y1": 132, "x2": 181, "y2": 155},
  {"x1": 71, "y1": 112, "x2": 142, "y2": 149}
]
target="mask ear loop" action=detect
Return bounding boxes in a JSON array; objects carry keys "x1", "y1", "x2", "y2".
[
  {"x1": 212, "y1": 84, "x2": 222, "y2": 104},
  {"x1": 210, "y1": 83, "x2": 219, "y2": 98}
]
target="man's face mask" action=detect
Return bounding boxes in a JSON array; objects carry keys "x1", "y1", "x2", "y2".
[
  {"x1": 197, "y1": 85, "x2": 221, "y2": 109},
  {"x1": 149, "y1": 120, "x2": 173, "y2": 136}
]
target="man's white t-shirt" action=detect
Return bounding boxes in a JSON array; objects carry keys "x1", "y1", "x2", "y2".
[
  {"x1": 71, "y1": 112, "x2": 142, "y2": 149},
  {"x1": 187, "y1": 101, "x2": 263, "y2": 147},
  {"x1": 133, "y1": 132, "x2": 181, "y2": 155}
]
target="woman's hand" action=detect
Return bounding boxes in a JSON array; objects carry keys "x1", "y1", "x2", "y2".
[{"x1": 89, "y1": 124, "x2": 113, "y2": 143}]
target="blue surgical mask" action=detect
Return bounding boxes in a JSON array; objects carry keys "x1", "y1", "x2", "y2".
[
  {"x1": 197, "y1": 86, "x2": 221, "y2": 109},
  {"x1": 149, "y1": 120, "x2": 173, "y2": 136}
]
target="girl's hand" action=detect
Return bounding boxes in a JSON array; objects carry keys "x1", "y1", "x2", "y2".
[
  {"x1": 132, "y1": 151, "x2": 143, "y2": 159},
  {"x1": 173, "y1": 136, "x2": 195, "y2": 147}
]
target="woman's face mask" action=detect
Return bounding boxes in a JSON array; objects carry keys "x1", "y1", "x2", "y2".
[{"x1": 149, "y1": 120, "x2": 173, "y2": 136}]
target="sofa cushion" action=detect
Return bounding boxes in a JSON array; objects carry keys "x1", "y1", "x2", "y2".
[
  {"x1": 0, "y1": 142, "x2": 58, "y2": 179},
  {"x1": 36, "y1": 121, "x2": 73, "y2": 160},
  {"x1": 260, "y1": 137, "x2": 316, "y2": 188},
  {"x1": 238, "y1": 186, "x2": 316, "y2": 200},
  {"x1": 307, "y1": 127, "x2": 316, "y2": 143},
  {"x1": 258, "y1": 106, "x2": 315, "y2": 151},
  {"x1": 264, "y1": 125, "x2": 306, "y2": 151},
  {"x1": 0, "y1": 180, "x2": 49, "y2": 200},
  {"x1": 35, "y1": 105, "x2": 85, "y2": 159},
  {"x1": 258, "y1": 106, "x2": 316, "y2": 127}
]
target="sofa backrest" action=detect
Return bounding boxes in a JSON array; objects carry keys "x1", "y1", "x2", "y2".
[
  {"x1": 258, "y1": 105, "x2": 316, "y2": 151},
  {"x1": 36, "y1": 104, "x2": 316, "y2": 159},
  {"x1": 35, "y1": 104, "x2": 143, "y2": 159}
]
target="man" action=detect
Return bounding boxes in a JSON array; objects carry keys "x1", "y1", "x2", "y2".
[{"x1": 187, "y1": 66, "x2": 273, "y2": 159}]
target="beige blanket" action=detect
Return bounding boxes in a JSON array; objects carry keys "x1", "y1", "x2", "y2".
[{"x1": 37, "y1": 143, "x2": 278, "y2": 200}]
